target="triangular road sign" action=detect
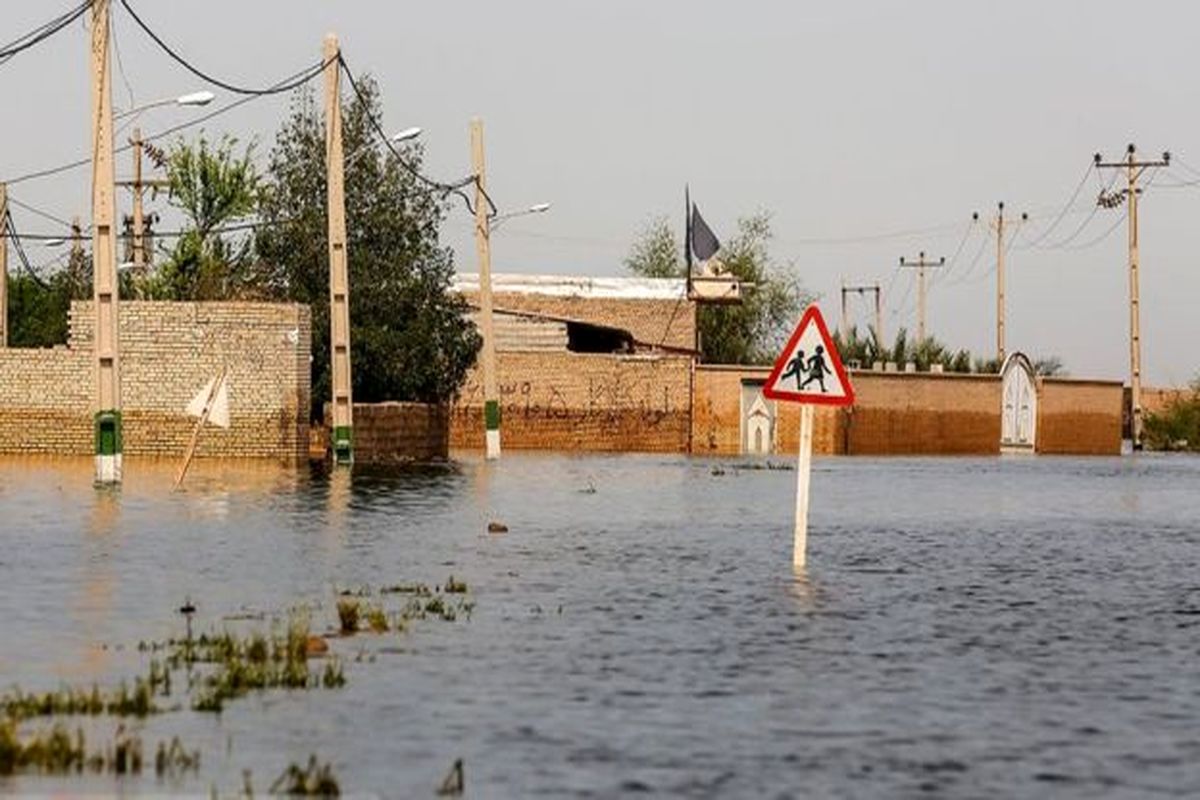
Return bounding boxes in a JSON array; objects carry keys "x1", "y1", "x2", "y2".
[{"x1": 763, "y1": 305, "x2": 855, "y2": 406}]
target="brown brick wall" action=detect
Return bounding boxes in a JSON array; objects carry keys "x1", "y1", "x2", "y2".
[
  {"x1": 450, "y1": 352, "x2": 692, "y2": 452},
  {"x1": 0, "y1": 301, "x2": 310, "y2": 460},
  {"x1": 323, "y1": 402, "x2": 449, "y2": 464},
  {"x1": 694, "y1": 367, "x2": 999, "y2": 456},
  {"x1": 847, "y1": 371, "x2": 1001, "y2": 455},
  {"x1": 1037, "y1": 379, "x2": 1122, "y2": 455},
  {"x1": 691, "y1": 366, "x2": 843, "y2": 455},
  {"x1": 457, "y1": 290, "x2": 696, "y2": 351}
]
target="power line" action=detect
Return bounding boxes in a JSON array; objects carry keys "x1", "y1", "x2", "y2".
[
  {"x1": 337, "y1": 55, "x2": 488, "y2": 217},
  {"x1": 1019, "y1": 161, "x2": 1094, "y2": 248},
  {"x1": 0, "y1": 1, "x2": 90, "y2": 67},
  {"x1": 3, "y1": 212, "x2": 50, "y2": 289},
  {"x1": 118, "y1": 0, "x2": 330, "y2": 96},
  {"x1": 6, "y1": 196, "x2": 75, "y2": 229},
  {"x1": 1029, "y1": 170, "x2": 1119, "y2": 250},
  {"x1": 2, "y1": 63, "x2": 318, "y2": 186}
]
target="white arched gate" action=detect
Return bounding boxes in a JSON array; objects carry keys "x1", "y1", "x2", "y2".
[{"x1": 1000, "y1": 353, "x2": 1037, "y2": 452}]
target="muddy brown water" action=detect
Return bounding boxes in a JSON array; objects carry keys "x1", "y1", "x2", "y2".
[{"x1": 1, "y1": 453, "x2": 1199, "y2": 797}]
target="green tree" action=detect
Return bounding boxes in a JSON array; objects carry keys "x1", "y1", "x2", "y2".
[
  {"x1": 623, "y1": 216, "x2": 681, "y2": 278},
  {"x1": 5, "y1": 272, "x2": 71, "y2": 347},
  {"x1": 624, "y1": 211, "x2": 809, "y2": 364},
  {"x1": 152, "y1": 133, "x2": 260, "y2": 300},
  {"x1": 255, "y1": 80, "x2": 480, "y2": 417},
  {"x1": 1144, "y1": 378, "x2": 1200, "y2": 451}
]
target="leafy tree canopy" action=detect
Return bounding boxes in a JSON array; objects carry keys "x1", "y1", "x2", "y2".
[
  {"x1": 255, "y1": 78, "x2": 479, "y2": 416},
  {"x1": 625, "y1": 212, "x2": 810, "y2": 364}
]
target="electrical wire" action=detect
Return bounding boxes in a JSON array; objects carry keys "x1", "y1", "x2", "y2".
[
  {"x1": 3, "y1": 62, "x2": 321, "y2": 186},
  {"x1": 118, "y1": 0, "x2": 330, "y2": 96},
  {"x1": 1029, "y1": 170, "x2": 1119, "y2": 250},
  {"x1": 3, "y1": 212, "x2": 50, "y2": 289},
  {"x1": 928, "y1": 219, "x2": 978, "y2": 288},
  {"x1": 1019, "y1": 162, "x2": 1094, "y2": 248},
  {"x1": 110, "y1": 10, "x2": 137, "y2": 114},
  {"x1": 0, "y1": 1, "x2": 90, "y2": 67},
  {"x1": 1057, "y1": 208, "x2": 1127, "y2": 251},
  {"x1": 777, "y1": 219, "x2": 964, "y2": 247},
  {"x1": 337, "y1": 55, "x2": 488, "y2": 217},
  {"x1": 938, "y1": 228, "x2": 991, "y2": 288},
  {"x1": 6, "y1": 197, "x2": 75, "y2": 229}
]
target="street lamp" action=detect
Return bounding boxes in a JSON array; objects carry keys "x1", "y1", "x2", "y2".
[
  {"x1": 114, "y1": 90, "x2": 215, "y2": 120},
  {"x1": 489, "y1": 202, "x2": 552, "y2": 232},
  {"x1": 345, "y1": 127, "x2": 423, "y2": 168}
]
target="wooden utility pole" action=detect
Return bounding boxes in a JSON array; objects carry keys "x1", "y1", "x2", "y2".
[
  {"x1": 1095, "y1": 144, "x2": 1170, "y2": 451},
  {"x1": 470, "y1": 118, "x2": 500, "y2": 460},
  {"x1": 91, "y1": 0, "x2": 122, "y2": 484},
  {"x1": 0, "y1": 183, "x2": 7, "y2": 348},
  {"x1": 840, "y1": 282, "x2": 883, "y2": 348},
  {"x1": 979, "y1": 203, "x2": 1026, "y2": 363},
  {"x1": 899, "y1": 252, "x2": 944, "y2": 343},
  {"x1": 324, "y1": 33, "x2": 353, "y2": 465}
]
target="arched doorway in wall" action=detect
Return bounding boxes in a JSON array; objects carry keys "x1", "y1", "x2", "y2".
[
  {"x1": 1000, "y1": 352, "x2": 1037, "y2": 452},
  {"x1": 740, "y1": 380, "x2": 776, "y2": 455}
]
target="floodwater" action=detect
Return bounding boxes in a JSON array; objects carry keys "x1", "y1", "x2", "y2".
[{"x1": 2, "y1": 452, "x2": 1200, "y2": 798}]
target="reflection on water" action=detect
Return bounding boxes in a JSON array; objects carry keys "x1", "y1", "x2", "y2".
[{"x1": 2, "y1": 453, "x2": 1200, "y2": 797}]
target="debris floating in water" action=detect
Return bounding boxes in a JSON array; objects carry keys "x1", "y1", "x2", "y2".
[{"x1": 436, "y1": 758, "x2": 464, "y2": 796}]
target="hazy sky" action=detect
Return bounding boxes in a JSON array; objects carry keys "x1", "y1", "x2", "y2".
[{"x1": 2, "y1": 1, "x2": 1197, "y2": 385}]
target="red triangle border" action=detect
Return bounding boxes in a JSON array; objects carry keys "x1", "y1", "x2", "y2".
[{"x1": 761, "y1": 305, "x2": 856, "y2": 407}]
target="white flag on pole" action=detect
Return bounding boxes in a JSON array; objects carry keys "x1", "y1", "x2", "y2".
[{"x1": 185, "y1": 373, "x2": 231, "y2": 429}]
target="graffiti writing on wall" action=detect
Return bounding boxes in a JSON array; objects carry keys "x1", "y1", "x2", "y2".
[{"x1": 456, "y1": 372, "x2": 679, "y2": 428}]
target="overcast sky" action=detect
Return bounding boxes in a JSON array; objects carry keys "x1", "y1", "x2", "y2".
[{"x1": 2, "y1": 1, "x2": 1197, "y2": 384}]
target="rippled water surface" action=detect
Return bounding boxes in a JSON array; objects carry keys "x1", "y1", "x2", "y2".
[{"x1": 2, "y1": 452, "x2": 1200, "y2": 798}]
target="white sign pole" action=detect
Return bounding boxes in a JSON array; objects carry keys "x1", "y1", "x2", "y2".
[{"x1": 794, "y1": 403, "x2": 815, "y2": 568}]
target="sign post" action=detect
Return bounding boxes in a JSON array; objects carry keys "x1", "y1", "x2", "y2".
[{"x1": 763, "y1": 305, "x2": 855, "y2": 568}]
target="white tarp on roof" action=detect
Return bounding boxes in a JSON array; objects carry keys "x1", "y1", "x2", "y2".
[{"x1": 452, "y1": 273, "x2": 686, "y2": 300}]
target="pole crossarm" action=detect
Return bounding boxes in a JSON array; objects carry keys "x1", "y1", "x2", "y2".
[{"x1": 899, "y1": 251, "x2": 945, "y2": 343}]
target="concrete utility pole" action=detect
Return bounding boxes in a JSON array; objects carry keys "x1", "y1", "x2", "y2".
[
  {"x1": 90, "y1": 0, "x2": 122, "y2": 484},
  {"x1": 0, "y1": 183, "x2": 7, "y2": 348},
  {"x1": 470, "y1": 118, "x2": 501, "y2": 460},
  {"x1": 840, "y1": 282, "x2": 883, "y2": 347},
  {"x1": 1095, "y1": 144, "x2": 1170, "y2": 451},
  {"x1": 899, "y1": 252, "x2": 944, "y2": 343},
  {"x1": 115, "y1": 128, "x2": 168, "y2": 297},
  {"x1": 324, "y1": 33, "x2": 354, "y2": 465},
  {"x1": 979, "y1": 203, "x2": 1027, "y2": 363}
]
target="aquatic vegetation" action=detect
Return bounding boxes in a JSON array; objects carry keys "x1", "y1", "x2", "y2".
[
  {"x1": 154, "y1": 736, "x2": 200, "y2": 778},
  {"x1": 336, "y1": 599, "x2": 360, "y2": 634},
  {"x1": 1, "y1": 680, "x2": 157, "y2": 724},
  {"x1": 186, "y1": 630, "x2": 343, "y2": 714},
  {"x1": 0, "y1": 721, "x2": 178, "y2": 778},
  {"x1": 380, "y1": 582, "x2": 431, "y2": 596},
  {"x1": 269, "y1": 754, "x2": 340, "y2": 796},
  {"x1": 364, "y1": 606, "x2": 389, "y2": 634}
]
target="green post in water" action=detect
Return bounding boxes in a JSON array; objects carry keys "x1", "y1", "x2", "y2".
[
  {"x1": 333, "y1": 425, "x2": 353, "y2": 466},
  {"x1": 94, "y1": 410, "x2": 123, "y2": 483},
  {"x1": 484, "y1": 400, "x2": 501, "y2": 455}
]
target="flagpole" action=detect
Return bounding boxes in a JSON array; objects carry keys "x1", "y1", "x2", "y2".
[
  {"x1": 684, "y1": 184, "x2": 692, "y2": 300},
  {"x1": 175, "y1": 366, "x2": 227, "y2": 488}
]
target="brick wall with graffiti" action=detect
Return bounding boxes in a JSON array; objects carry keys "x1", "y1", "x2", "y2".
[{"x1": 450, "y1": 352, "x2": 693, "y2": 452}]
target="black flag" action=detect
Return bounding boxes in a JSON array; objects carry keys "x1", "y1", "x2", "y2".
[{"x1": 690, "y1": 203, "x2": 721, "y2": 262}]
